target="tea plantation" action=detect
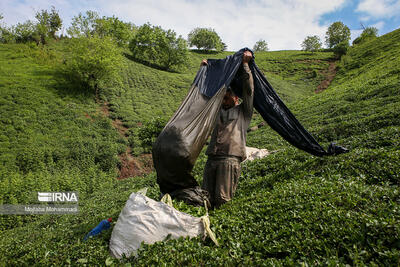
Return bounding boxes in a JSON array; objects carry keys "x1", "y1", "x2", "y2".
[{"x1": 0, "y1": 29, "x2": 399, "y2": 266}]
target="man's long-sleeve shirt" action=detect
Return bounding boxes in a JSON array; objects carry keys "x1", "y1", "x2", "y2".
[{"x1": 206, "y1": 63, "x2": 254, "y2": 161}]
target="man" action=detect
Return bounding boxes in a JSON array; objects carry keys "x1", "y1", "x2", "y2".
[{"x1": 201, "y1": 50, "x2": 254, "y2": 208}]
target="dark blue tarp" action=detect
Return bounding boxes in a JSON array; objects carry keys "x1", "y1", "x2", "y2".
[{"x1": 197, "y1": 47, "x2": 347, "y2": 156}]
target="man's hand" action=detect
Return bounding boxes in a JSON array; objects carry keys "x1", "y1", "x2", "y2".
[
  {"x1": 242, "y1": 51, "x2": 252, "y2": 64},
  {"x1": 200, "y1": 59, "x2": 208, "y2": 66}
]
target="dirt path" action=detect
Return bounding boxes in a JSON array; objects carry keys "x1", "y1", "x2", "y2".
[
  {"x1": 118, "y1": 147, "x2": 153, "y2": 180},
  {"x1": 316, "y1": 61, "x2": 337, "y2": 93},
  {"x1": 97, "y1": 101, "x2": 154, "y2": 179}
]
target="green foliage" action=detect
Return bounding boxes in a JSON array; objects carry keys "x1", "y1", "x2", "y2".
[
  {"x1": 333, "y1": 40, "x2": 350, "y2": 59},
  {"x1": 0, "y1": 43, "x2": 124, "y2": 231},
  {"x1": 67, "y1": 11, "x2": 136, "y2": 47},
  {"x1": 0, "y1": 21, "x2": 38, "y2": 44},
  {"x1": 35, "y1": 6, "x2": 62, "y2": 44},
  {"x1": 221, "y1": 42, "x2": 228, "y2": 51},
  {"x1": 325, "y1": 21, "x2": 351, "y2": 48},
  {"x1": 129, "y1": 23, "x2": 188, "y2": 71},
  {"x1": 0, "y1": 7, "x2": 61, "y2": 45},
  {"x1": 362, "y1": 26, "x2": 379, "y2": 37},
  {"x1": 353, "y1": 27, "x2": 379, "y2": 45},
  {"x1": 0, "y1": 24, "x2": 16, "y2": 44},
  {"x1": 252, "y1": 50, "x2": 333, "y2": 102},
  {"x1": 48, "y1": 6, "x2": 62, "y2": 39},
  {"x1": 301, "y1": 35, "x2": 322, "y2": 52},
  {"x1": 13, "y1": 20, "x2": 39, "y2": 44},
  {"x1": 126, "y1": 117, "x2": 168, "y2": 155},
  {"x1": 1, "y1": 28, "x2": 400, "y2": 265},
  {"x1": 188, "y1": 27, "x2": 223, "y2": 51},
  {"x1": 137, "y1": 117, "x2": 168, "y2": 153},
  {"x1": 253, "y1": 39, "x2": 268, "y2": 52},
  {"x1": 61, "y1": 36, "x2": 123, "y2": 93},
  {"x1": 34, "y1": 10, "x2": 50, "y2": 44},
  {"x1": 67, "y1": 10, "x2": 99, "y2": 38},
  {"x1": 95, "y1": 16, "x2": 136, "y2": 46},
  {"x1": 1, "y1": 26, "x2": 13, "y2": 43}
]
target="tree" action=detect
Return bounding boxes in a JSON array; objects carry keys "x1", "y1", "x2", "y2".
[
  {"x1": 352, "y1": 26, "x2": 378, "y2": 45},
  {"x1": 301, "y1": 35, "x2": 322, "y2": 52},
  {"x1": 35, "y1": 6, "x2": 62, "y2": 44},
  {"x1": 35, "y1": 9, "x2": 49, "y2": 44},
  {"x1": 0, "y1": 26, "x2": 15, "y2": 43},
  {"x1": 361, "y1": 26, "x2": 378, "y2": 37},
  {"x1": 253, "y1": 39, "x2": 268, "y2": 52},
  {"x1": 129, "y1": 23, "x2": 188, "y2": 71},
  {"x1": 95, "y1": 16, "x2": 136, "y2": 46},
  {"x1": 67, "y1": 11, "x2": 99, "y2": 38},
  {"x1": 325, "y1": 21, "x2": 351, "y2": 48},
  {"x1": 13, "y1": 20, "x2": 39, "y2": 43},
  {"x1": 188, "y1": 27, "x2": 223, "y2": 51},
  {"x1": 62, "y1": 36, "x2": 123, "y2": 96},
  {"x1": 158, "y1": 29, "x2": 188, "y2": 70},
  {"x1": 68, "y1": 12, "x2": 136, "y2": 47},
  {"x1": 0, "y1": 15, "x2": 15, "y2": 44},
  {"x1": 48, "y1": 6, "x2": 62, "y2": 39}
]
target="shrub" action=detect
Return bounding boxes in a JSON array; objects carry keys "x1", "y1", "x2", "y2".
[
  {"x1": 12, "y1": 21, "x2": 38, "y2": 44},
  {"x1": 62, "y1": 36, "x2": 123, "y2": 94},
  {"x1": 0, "y1": 26, "x2": 16, "y2": 43},
  {"x1": 333, "y1": 40, "x2": 350, "y2": 59},
  {"x1": 352, "y1": 27, "x2": 378, "y2": 45},
  {"x1": 137, "y1": 117, "x2": 167, "y2": 153}
]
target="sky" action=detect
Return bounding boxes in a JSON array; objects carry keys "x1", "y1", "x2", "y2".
[{"x1": 1, "y1": 0, "x2": 399, "y2": 51}]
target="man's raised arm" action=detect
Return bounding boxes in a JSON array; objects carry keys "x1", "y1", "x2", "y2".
[{"x1": 241, "y1": 51, "x2": 254, "y2": 119}]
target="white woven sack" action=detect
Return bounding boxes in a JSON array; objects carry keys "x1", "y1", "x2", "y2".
[
  {"x1": 109, "y1": 192, "x2": 205, "y2": 258},
  {"x1": 244, "y1": 146, "x2": 270, "y2": 162}
]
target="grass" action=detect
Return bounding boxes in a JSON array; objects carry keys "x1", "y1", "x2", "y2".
[{"x1": 0, "y1": 28, "x2": 399, "y2": 265}]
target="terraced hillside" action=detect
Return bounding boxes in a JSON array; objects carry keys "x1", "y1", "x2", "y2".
[
  {"x1": 0, "y1": 28, "x2": 399, "y2": 265},
  {"x1": 103, "y1": 49, "x2": 332, "y2": 127}
]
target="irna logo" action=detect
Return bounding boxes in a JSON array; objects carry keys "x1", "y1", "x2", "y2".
[{"x1": 38, "y1": 192, "x2": 78, "y2": 202}]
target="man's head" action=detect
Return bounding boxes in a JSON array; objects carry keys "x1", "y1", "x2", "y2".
[{"x1": 222, "y1": 87, "x2": 239, "y2": 110}]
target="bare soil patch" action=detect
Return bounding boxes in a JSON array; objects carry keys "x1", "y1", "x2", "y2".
[{"x1": 316, "y1": 61, "x2": 337, "y2": 93}]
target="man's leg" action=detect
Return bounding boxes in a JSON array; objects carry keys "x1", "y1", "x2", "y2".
[
  {"x1": 214, "y1": 157, "x2": 241, "y2": 208},
  {"x1": 202, "y1": 158, "x2": 217, "y2": 207}
]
